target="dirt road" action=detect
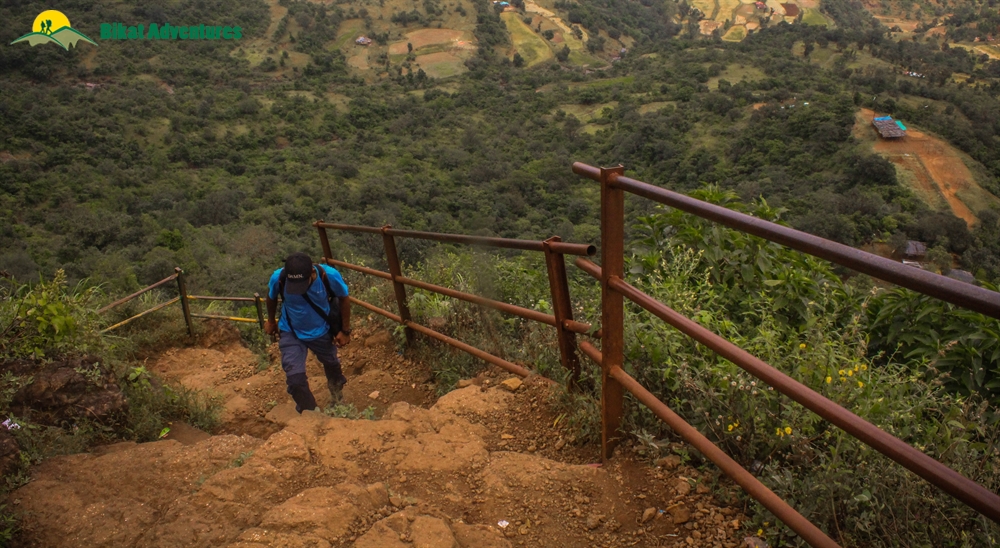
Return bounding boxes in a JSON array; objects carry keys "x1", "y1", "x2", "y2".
[{"x1": 858, "y1": 108, "x2": 980, "y2": 226}]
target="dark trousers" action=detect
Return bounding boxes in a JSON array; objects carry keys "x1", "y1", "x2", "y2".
[{"x1": 278, "y1": 331, "x2": 346, "y2": 413}]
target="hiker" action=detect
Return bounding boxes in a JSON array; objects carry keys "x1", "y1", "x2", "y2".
[{"x1": 264, "y1": 252, "x2": 352, "y2": 413}]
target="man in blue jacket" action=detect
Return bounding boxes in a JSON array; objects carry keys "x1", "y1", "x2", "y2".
[{"x1": 264, "y1": 252, "x2": 352, "y2": 413}]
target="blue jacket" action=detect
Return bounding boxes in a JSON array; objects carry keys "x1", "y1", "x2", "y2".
[{"x1": 268, "y1": 264, "x2": 349, "y2": 340}]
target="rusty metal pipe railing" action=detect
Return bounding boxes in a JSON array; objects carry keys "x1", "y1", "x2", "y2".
[
  {"x1": 186, "y1": 295, "x2": 256, "y2": 302},
  {"x1": 616, "y1": 367, "x2": 840, "y2": 545},
  {"x1": 404, "y1": 319, "x2": 535, "y2": 378},
  {"x1": 346, "y1": 295, "x2": 534, "y2": 378},
  {"x1": 396, "y1": 275, "x2": 558, "y2": 326},
  {"x1": 312, "y1": 221, "x2": 384, "y2": 234},
  {"x1": 572, "y1": 162, "x2": 1000, "y2": 320},
  {"x1": 100, "y1": 297, "x2": 180, "y2": 333},
  {"x1": 563, "y1": 319, "x2": 595, "y2": 336},
  {"x1": 97, "y1": 273, "x2": 178, "y2": 314},
  {"x1": 576, "y1": 258, "x2": 1000, "y2": 523},
  {"x1": 350, "y1": 296, "x2": 402, "y2": 323},
  {"x1": 189, "y1": 313, "x2": 258, "y2": 323},
  {"x1": 315, "y1": 222, "x2": 596, "y2": 257},
  {"x1": 579, "y1": 341, "x2": 840, "y2": 548},
  {"x1": 324, "y1": 258, "x2": 393, "y2": 280}
]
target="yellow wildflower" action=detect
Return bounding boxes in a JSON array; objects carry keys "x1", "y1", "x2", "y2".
[
  {"x1": 838, "y1": 369, "x2": 845, "y2": 376},
  {"x1": 858, "y1": 381, "x2": 864, "y2": 388},
  {"x1": 757, "y1": 529, "x2": 764, "y2": 536},
  {"x1": 847, "y1": 369, "x2": 853, "y2": 377},
  {"x1": 799, "y1": 343, "x2": 806, "y2": 349},
  {"x1": 840, "y1": 376, "x2": 846, "y2": 381},
  {"x1": 728, "y1": 424, "x2": 734, "y2": 432},
  {"x1": 861, "y1": 364, "x2": 868, "y2": 371},
  {"x1": 825, "y1": 376, "x2": 832, "y2": 384},
  {"x1": 784, "y1": 426, "x2": 792, "y2": 435}
]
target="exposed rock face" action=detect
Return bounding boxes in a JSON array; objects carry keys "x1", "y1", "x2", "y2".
[{"x1": 4, "y1": 356, "x2": 126, "y2": 425}]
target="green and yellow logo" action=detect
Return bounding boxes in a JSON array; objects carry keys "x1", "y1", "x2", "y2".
[{"x1": 10, "y1": 10, "x2": 97, "y2": 50}]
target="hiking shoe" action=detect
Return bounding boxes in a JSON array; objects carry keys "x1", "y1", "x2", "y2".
[{"x1": 328, "y1": 377, "x2": 346, "y2": 404}]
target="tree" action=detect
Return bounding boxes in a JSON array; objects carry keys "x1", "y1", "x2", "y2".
[
  {"x1": 556, "y1": 45, "x2": 570, "y2": 62},
  {"x1": 926, "y1": 245, "x2": 953, "y2": 274},
  {"x1": 407, "y1": 42, "x2": 413, "y2": 53},
  {"x1": 513, "y1": 52, "x2": 524, "y2": 67}
]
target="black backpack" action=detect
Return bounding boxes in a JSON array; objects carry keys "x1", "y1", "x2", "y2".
[{"x1": 278, "y1": 265, "x2": 342, "y2": 338}]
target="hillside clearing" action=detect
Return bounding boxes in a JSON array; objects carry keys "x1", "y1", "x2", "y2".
[
  {"x1": 502, "y1": 12, "x2": 554, "y2": 67},
  {"x1": 856, "y1": 109, "x2": 1000, "y2": 226}
]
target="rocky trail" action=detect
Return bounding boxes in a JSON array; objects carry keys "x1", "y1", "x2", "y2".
[{"x1": 9, "y1": 322, "x2": 749, "y2": 548}]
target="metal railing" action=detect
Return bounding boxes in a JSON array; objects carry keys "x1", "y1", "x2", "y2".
[
  {"x1": 98, "y1": 267, "x2": 266, "y2": 335},
  {"x1": 569, "y1": 162, "x2": 1000, "y2": 547},
  {"x1": 314, "y1": 166, "x2": 1000, "y2": 547},
  {"x1": 313, "y1": 222, "x2": 596, "y2": 389}
]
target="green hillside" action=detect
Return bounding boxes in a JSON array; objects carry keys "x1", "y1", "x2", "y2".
[{"x1": 3, "y1": 0, "x2": 1000, "y2": 544}]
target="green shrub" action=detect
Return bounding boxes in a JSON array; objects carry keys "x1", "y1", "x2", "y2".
[
  {"x1": 0, "y1": 271, "x2": 105, "y2": 361},
  {"x1": 118, "y1": 364, "x2": 223, "y2": 439},
  {"x1": 867, "y1": 285, "x2": 1000, "y2": 406},
  {"x1": 616, "y1": 197, "x2": 1000, "y2": 546}
]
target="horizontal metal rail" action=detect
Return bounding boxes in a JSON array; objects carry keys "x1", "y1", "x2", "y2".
[
  {"x1": 186, "y1": 295, "x2": 256, "y2": 302},
  {"x1": 576, "y1": 258, "x2": 1000, "y2": 524},
  {"x1": 314, "y1": 222, "x2": 596, "y2": 257},
  {"x1": 189, "y1": 313, "x2": 258, "y2": 323},
  {"x1": 349, "y1": 296, "x2": 402, "y2": 322},
  {"x1": 396, "y1": 275, "x2": 558, "y2": 326},
  {"x1": 325, "y1": 258, "x2": 393, "y2": 280},
  {"x1": 97, "y1": 273, "x2": 178, "y2": 314},
  {"x1": 347, "y1": 296, "x2": 534, "y2": 378},
  {"x1": 563, "y1": 319, "x2": 595, "y2": 336},
  {"x1": 572, "y1": 162, "x2": 1000, "y2": 320},
  {"x1": 404, "y1": 319, "x2": 536, "y2": 379},
  {"x1": 100, "y1": 297, "x2": 179, "y2": 333},
  {"x1": 614, "y1": 365, "x2": 838, "y2": 545},
  {"x1": 580, "y1": 340, "x2": 838, "y2": 548}
]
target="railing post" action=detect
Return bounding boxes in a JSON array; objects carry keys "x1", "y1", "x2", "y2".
[
  {"x1": 253, "y1": 292, "x2": 265, "y2": 331},
  {"x1": 315, "y1": 221, "x2": 334, "y2": 263},
  {"x1": 543, "y1": 236, "x2": 582, "y2": 392},
  {"x1": 175, "y1": 267, "x2": 194, "y2": 338},
  {"x1": 600, "y1": 165, "x2": 626, "y2": 461},
  {"x1": 381, "y1": 225, "x2": 414, "y2": 346}
]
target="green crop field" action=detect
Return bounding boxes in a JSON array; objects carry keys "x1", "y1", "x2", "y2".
[{"x1": 502, "y1": 12, "x2": 554, "y2": 66}]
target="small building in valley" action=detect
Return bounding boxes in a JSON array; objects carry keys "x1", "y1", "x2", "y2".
[
  {"x1": 904, "y1": 240, "x2": 927, "y2": 259},
  {"x1": 873, "y1": 115, "x2": 907, "y2": 139},
  {"x1": 356, "y1": 36, "x2": 372, "y2": 46}
]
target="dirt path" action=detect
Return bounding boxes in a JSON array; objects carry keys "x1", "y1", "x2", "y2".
[
  {"x1": 9, "y1": 321, "x2": 747, "y2": 548},
  {"x1": 857, "y1": 108, "x2": 979, "y2": 226}
]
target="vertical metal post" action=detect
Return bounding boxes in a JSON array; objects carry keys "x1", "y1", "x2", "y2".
[
  {"x1": 600, "y1": 165, "x2": 626, "y2": 461},
  {"x1": 253, "y1": 292, "x2": 265, "y2": 330},
  {"x1": 316, "y1": 221, "x2": 334, "y2": 264},
  {"x1": 175, "y1": 267, "x2": 194, "y2": 338},
  {"x1": 381, "y1": 225, "x2": 414, "y2": 346},
  {"x1": 543, "y1": 236, "x2": 582, "y2": 392}
]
